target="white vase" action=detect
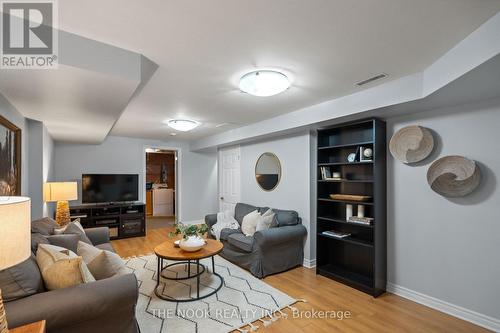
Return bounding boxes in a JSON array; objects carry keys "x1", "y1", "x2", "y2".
[{"x1": 179, "y1": 236, "x2": 205, "y2": 252}]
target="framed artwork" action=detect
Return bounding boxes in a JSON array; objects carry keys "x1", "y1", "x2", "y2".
[{"x1": 0, "y1": 115, "x2": 21, "y2": 195}]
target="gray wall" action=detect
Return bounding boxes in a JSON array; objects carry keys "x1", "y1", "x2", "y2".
[
  {"x1": 43, "y1": 124, "x2": 55, "y2": 217},
  {"x1": 0, "y1": 96, "x2": 55, "y2": 218},
  {"x1": 239, "y1": 132, "x2": 314, "y2": 263},
  {"x1": 54, "y1": 135, "x2": 218, "y2": 222},
  {"x1": 27, "y1": 120, "x2": 43, "y2": 218},
  {"x1": 0, "y1": 94, "x2": 28, "y2": 196},
  {"x1": 386, "y1": 97, "x2": 500, "y2": 321}
]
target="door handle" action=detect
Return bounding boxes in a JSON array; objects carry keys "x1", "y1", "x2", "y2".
[{"x1": 220, "y1": 197, "x2": 224, "y2": 200}]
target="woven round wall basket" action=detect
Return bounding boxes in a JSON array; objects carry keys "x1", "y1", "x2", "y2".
[
  {"x1": 427, "y1": 155, "x2": 481, "y2": 197},
  {"x1": 389, "y1": 125, "x2": 434, "y2": 164}
]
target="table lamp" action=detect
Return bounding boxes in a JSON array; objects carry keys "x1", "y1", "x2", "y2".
[
  {"x1": 0, "y1": 197, "x2": 31, "y2": 333},
  {"x1": 43, "y1": 182, "x2": 77, "y2": 226}
]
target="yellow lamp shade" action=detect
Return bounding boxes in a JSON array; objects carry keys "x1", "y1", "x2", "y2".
[
  {"x1": 44, "y1": 182, "x2": 78, "y2": 202},
  {"x1": 0, "y1": 197, "x2": 31, "y2": 270}
]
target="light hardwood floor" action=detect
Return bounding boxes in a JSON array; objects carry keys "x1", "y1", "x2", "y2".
[{"x1": 112, "y1": 228, "x2": 488, "y2": 333}]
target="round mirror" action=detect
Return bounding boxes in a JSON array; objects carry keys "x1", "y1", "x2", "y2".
[{"x1": 255, "y1": 152, "x2": 281, "y2": 191}]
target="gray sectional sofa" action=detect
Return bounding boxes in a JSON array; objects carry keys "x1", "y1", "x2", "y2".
[
  {"x1": 1, "y1": 218, "x2": 139, "y2": 333},
  {"x1": 205, "y1": 202, "x2": 307, "y2": 278}
]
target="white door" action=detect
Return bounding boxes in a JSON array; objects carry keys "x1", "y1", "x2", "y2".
[{"x1": 219, "y1": 146, "x2": 241, "y2": 213}]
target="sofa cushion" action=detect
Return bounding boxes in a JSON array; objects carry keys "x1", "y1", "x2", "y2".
[
  {"x1": 63, "y1": 220, "x2": 92, "y2": 245},
  {"x1": 31, "y1": 217, "x2": 59, "y2": 235},
  {"x1": 0, "y1": 255, "x2": 44, "y2": 302},
  {"x1": 273, "y1": 209, "x2": 300, "y2": 226},
  {"x1": 77, "y1": 242, "x2": 129, "y2": 280},
  {"x1": 31, "y1": 232, "x2": 49, "y2": 253},
  {"x1": 220, "y1": 228, "x2": 242, "y2": 241},
  {"x1": 36, "y1": 244, "x2": 95, "y2": 290},
  {"x1": 47, "y1": 234, "x2": 81, "y2": 253},
  {"x1": 234, "y1": 203, "x2": 258, "y2": 225},
  {"x1": 227, "y1": 234, "x2": 255, "y2": 253}
]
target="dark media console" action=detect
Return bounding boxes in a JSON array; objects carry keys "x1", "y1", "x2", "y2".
[{"x1": 69, "y1": 202, "x2": 146, "y2": 240}]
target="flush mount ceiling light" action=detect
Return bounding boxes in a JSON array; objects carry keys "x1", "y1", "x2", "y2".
[
  {"x1": 165, "y1": 119, "x2": 200, "y2": 132},
  {"x1": 239, "y1": 70, "x2": 290, "y2": 97}
]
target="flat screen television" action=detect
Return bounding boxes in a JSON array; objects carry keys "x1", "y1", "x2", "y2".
[{"x1": 82, "y1": 174, "x2": 139, "y2": 204}]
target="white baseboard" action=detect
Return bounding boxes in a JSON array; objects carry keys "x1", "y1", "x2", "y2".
[
  {"x1": 303, "y1": 258, "x2": 316, "y2": 268},
  {"x1": 180, "y1": 219, "x2": 204, "y2": 225},
  {"x1": 387, "y1": 282, "x2": 500, "y2": 332}
]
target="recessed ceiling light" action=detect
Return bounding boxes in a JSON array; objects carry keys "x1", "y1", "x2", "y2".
[
  {"x1": 170, "y1": 133, "x2": 177, "y2": 136},
  {"x1": 165, "y1": 119, "x2": 200, "y2": 132},
  {"x1": 239, "y1": 70, "x2": 290, "y2": 97}
]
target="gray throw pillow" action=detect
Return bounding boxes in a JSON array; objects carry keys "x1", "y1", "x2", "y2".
[
  {"x1": 77, "y1": 241, "x2": 130, "y2": 280},
  {"x1": 47, "y1": 234, "x2": 81, "y2": 253},
  {"x1": 273, "y1": 209, "x2": 299, "y2": 226},
  {"x1": 63, "y1": 220, "x2": 92, "y2": 245},
  {"x1": 31, "y1": 217, "x2": 59, "y2": 235},
  {"x1": 31, "y1": 232, "x2": 49, "y2": 253},
  {"x1": 0, "y1": 255, "x2": 44, "y2": 301}
]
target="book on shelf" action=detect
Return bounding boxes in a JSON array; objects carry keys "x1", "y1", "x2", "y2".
[
  {"x1": 320, "y1": 166, "x2": 332, "y2": 180},
  {"x1": 322, "y1": 230, "x2": 351, "y2": 238},
  {"x1": 348, "y1": 216, "x2": 374, "y2": 225}
]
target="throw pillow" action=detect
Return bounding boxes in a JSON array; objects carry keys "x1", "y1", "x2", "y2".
[
  {"x1": 31, "y1": 217, "x2": 59, "y2": 235},
  {"x1": 36, "y1": 244, "x2": 95, "y2": 290},
  {"x1": 31, "y1": 232, "x2": 50, "y2": 253},
  {"x1": 256, "y1": 209, "x2": 276, "y2": 232},
  {"x1": 77, "y1": 241, "x2": 129, "y2": 280},
  {"x1": 47, "y1": 234, "x2": 81, "y2": 253},
  {"x1": 63, "y1": 219, "x2": 92, "y2": 244},
  {"x1": 241, "y1": 210, "x2": 260, "y2": 236},
  {"x1": 0, "y1": 255, "x2": 44, "y2": 302}
]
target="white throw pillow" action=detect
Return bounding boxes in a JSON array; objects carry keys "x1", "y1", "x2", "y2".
[
  {"x1": 256, "y1": 209, "x2": 275, "y2": 232},
  {"x1": 241, "y1": 210, "x2": 261, "y2": 236},
  {"x1": 36, "y1": 244, "x2": 95, "y2": 290},
  {"x1": 77, "y1": 241, "x2": 130, "y2": 280}
]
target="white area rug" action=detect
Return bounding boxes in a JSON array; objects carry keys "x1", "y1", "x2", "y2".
[{"x1": 125, "y1": 254, "x2": 297, "y2": 333}]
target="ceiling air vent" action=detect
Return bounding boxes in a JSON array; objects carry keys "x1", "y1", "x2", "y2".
[{"x1": 356, "y1": 73, "x2": 388, "y2": 86}]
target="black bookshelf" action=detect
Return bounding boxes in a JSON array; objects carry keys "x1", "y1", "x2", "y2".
[{"x1": 316, "y1": 118, "x2": 386, "y2": 297}]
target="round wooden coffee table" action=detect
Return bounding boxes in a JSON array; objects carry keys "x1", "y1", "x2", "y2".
[{"x1": 154, "y1": 238, "x2": 224, "y2": 302}]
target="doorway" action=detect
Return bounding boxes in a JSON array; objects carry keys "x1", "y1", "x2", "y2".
[
  {"x1": 218, "y1": 146, "x2": 241, "y2": 213},
  {"x1": 145, "y1": 148, "x2": 177, "y2": 230}
]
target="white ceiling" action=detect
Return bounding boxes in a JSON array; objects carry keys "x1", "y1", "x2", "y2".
[
  {"x1": 0, "y1": 65, "x2": 139, "y2": 142},
  {"x1": 6, "y1": 0, "x2": 500, "y2": 143}
]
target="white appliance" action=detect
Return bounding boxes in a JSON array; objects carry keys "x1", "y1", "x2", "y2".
[{"x1": 153, "y1": 187, "x2": 173, "y2": 216}]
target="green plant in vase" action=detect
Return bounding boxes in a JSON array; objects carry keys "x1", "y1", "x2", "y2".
[{"x1": 169, "y1": 223, "x2": 209, "y2": 252}]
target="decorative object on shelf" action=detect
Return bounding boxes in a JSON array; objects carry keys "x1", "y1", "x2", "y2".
[
  {"x1": 359, "y1": 146, "x2": 373, "y2": 162},
  {"x1": 345, "y1": 204, "x2": 353, "y2": 221},
  {"x1": 0, "y1": 197, "x2": 31, "y2": 333},
  {"x1": 43, "y1": 182, "x2": 78, "y2": 226},
  {"x1": 427, "y1": 155, "x2": 481, "y2": 197},
  {"x1": 347, "y1": 152, "x2": 357, "y2": 163},
  {"x1": 255, "y1": 152, "x2": 281, "y2": 191},
  {"x1": 357, "y1": 205, "x2": 365, "y2": 218},
  {"x1": 348, "y1": 216, "x2": 374, "y2": 225},
  {"x1": 0, "y1": 116, "x2": 21, "y2": 196},
  {"x1": 330, "y1": 194, "x2": 372, "y2": 202},
  {"x1": 322, "y1": 230, "x2": 351, "y2": 238},
  {"x1": 169, "y1": 223, "x2": 209, "y2": 252},
  {"x1": 389, "y1": 125, "x2": 434, "y2": 164}
]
